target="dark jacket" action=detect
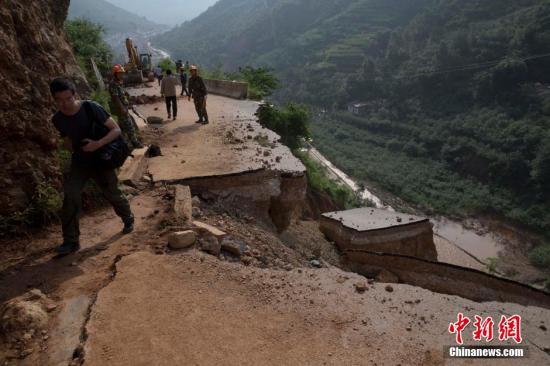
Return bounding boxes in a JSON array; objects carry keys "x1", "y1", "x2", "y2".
[{"x1": 189, "y1": 75, "x2": 207, "y2": 98}]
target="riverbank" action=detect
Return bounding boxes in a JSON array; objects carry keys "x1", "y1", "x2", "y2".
[{"x1": 307, "y1": 142, "x2": 549, "y2": 290}]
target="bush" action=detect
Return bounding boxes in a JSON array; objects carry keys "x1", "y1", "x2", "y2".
[
  {"x1": 257, "y1": 103, "x2": 311, "y2": 149},
  {"x1": 529, "y1": 245, "x2": 550, "y2": 269},
  {"x1": 0, "y1": 181, "x2": 62, "y2": 238},
  {"x1": 158, "y1": 58, "x2": 176, "y2": 73},
  {"x1": 238, "y1": 66, "x2": 281, "y2": 98}
]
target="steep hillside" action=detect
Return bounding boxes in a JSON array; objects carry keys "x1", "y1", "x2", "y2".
[
  {"x1": 154, "y1": 0, "x2": 430, "y2": 80},
  {"x1": 0, "y1": 0, "x2": 88, "y2": 224},
  {"x1": 106, "y1": 0, "x2": 219, "y2": 26},
  {"x1": 68, "y1": 0, "x2": 164, "y2": 35},
  {"x1": 155, "y1": 0, "x2": 550, "y2": 233}
]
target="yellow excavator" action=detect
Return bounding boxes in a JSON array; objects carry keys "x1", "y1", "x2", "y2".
[{"x1": 124, "y1": 38, "x2": 154, "y2": 84}]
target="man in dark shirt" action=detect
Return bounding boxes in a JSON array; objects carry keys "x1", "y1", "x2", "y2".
[
  {"x1": 50, "y1": 78, "x2": 135, "y2": 255},
  {"x1": 188, "y1": 65, "x2": 209, "y2": 124}
]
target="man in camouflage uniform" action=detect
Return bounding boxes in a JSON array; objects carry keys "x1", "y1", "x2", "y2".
[
  {"x1": 109, "y1": 65, "x2": 143, "y2": 149},
  {"x1": 188, "y1": 65, "x2": 209, "y2": 124}
]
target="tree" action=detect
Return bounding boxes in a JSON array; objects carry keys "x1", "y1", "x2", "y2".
[
  {"x1": 64, "y1": 18, "x2": 113, "y2": 85},
  {"x1": 239, "y1": 66, "x2": 281, "y2": 98}
]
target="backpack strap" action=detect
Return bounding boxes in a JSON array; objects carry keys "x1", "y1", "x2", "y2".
[{"x1": 83, "y1": 101, "x2": 108, "y2": 140}]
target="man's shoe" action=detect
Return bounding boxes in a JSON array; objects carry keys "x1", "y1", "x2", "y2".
[
  {"x1": 173, "y1": 116, "x2": 177, "y2": 121},
  {"x1": 55, "y1": 242, "x2": 80, "y2": 255},
  {"x1": 201, "y1": 120, "x2": 209, "y2": 125},
  {"x1": 122, "y1": 217, "x2": 134, "y2": 234},
  {"x1": 167, "y1": 115, "x2": 171, "y2": 120},
  {"x1": 195, "y1": 119, "x2": 202, "y2": 123}
]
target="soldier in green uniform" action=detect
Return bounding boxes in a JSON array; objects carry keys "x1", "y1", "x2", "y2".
[
  {"x1": 188, "y1": 65, "x2": 209, "y2": 124},
  {"x1": 108, "y1": 64, "x2": 143, "y2": 149}
]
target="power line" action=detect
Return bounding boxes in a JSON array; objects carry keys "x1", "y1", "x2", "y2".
[{"x1": 391, "y1": 52, "x2": 550, "y2": 80}]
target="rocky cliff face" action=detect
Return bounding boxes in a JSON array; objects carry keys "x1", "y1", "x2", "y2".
[{"x1": 0, "y1": 0, "x2": 88, "y2": 216}]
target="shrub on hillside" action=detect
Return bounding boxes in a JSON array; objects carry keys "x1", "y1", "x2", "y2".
[
  {"x1": 257, "y1": 103, "x2": 311, "y2": 149},
  {"x1": 529, "y1": 245, "x2": 550, "y2": 269}
]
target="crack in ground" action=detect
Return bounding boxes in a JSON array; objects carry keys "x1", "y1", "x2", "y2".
[{"x1": 70, "y1": 254, "x2": 125, "y2": 366}]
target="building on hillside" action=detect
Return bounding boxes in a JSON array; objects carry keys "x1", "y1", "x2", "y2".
[
  {"x1": 347, "y1": 101, "x2": 368, "y2": 116},
  {"x1": 320, "y1": 208, "x2": 437, "y2": 261}
]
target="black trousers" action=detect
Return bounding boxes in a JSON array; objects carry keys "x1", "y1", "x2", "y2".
[
  {"x1": 165, "y1": 96, "x2": 177, "y2": 117},
  {"x1": 62, "y1": 160, "x2": 133, "y2": 244}
]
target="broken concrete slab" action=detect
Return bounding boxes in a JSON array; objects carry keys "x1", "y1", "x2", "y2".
[
  {"x1": 129, "y1": 110, "x2": 146, "y2": 131},
  {"x1": 193, "y1": 220, "x2": 226, "y2": 239},
  {"x1": 118, "y1": 147, "x2": 148, "y2": 187},
  {"x1": 174, "y1": 185, "x2": 193, "y2": 224},
  {"x1": 168, "y1": 231, "x2": 196, "y2": 250}
]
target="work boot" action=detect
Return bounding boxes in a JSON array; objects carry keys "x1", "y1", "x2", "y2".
[
  {"x1": 122, "y1": 216, "x2": 135, "y2": 234},
  {"x1": 55, "y1": 242, "x2": 80, "y2": 255}
]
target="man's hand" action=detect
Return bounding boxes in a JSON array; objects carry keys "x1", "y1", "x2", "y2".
[{"x1": 81, "y1": 139, "x2": 102, "y2": 152}]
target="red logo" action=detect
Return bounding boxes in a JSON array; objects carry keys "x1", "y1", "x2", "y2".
[
  {"x1": 449, "y1": 313, "x2": 471, "y2": 345},
  {"x1": 498, "y1": 315, "x2": 522, "y2": 344},
  {"x1": 449, "y1": 314, "x2": 522, "y2": 345}
]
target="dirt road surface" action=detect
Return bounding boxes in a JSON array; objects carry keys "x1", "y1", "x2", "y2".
[{"x1": 1, "y1": 89, "x2": 549, "y2": 366}]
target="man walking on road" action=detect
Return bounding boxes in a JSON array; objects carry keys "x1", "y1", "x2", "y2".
[
  {"x1": 188, "y1": 65, "x2": 209, "y2": 124},
  {"x1": 160, "y1": 69, "x2": 181, "y2": 120},
  {"x1": 50, "y1": 78, "x2": 135, "y2": 255},
  {"x1": 108, "y1": 64, "x2": 143, "y2": 149}
]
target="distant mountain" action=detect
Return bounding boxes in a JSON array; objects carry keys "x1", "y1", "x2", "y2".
[
  {"x1": 152, "y1": 0, "x2": 432, "y2": 95},
  {"x1": 105, "y1": 0, "x2": 219, "y2": 26},
  {"x1": 154, "y1": 0, "x2": 550, "y2": 233},
  {"x1": 68, "y1": 0, "x2": 165, "y2": 36}
]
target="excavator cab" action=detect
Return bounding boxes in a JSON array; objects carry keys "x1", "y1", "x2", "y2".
[{"x1": 139, "y1": 53, "x2": 155, "y2": 82}]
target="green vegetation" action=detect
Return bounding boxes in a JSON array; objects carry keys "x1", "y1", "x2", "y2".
[
  {"x1": 0, "y1": 181, "x2": 62, "y2": 238},
  {"x1": 529, "y1": 245, "x2": 550, "y2": 270},
  {"x1": 64, "y1": 18, "x2": 113, "y2": 88},
  {"x1": 296, "y1": 150, "x2": 363, "y2": 209},
  {"x1": 202, "y1": 66, "x2": 281, "y2": 99},
  {"x1": 158, "y1": 58, "x2": 176, "y2": 73},
  {"x1": 237, "y1": 67, "x2": 281, "y2": 99},
  {"x1": 256, "y1": 101, "x2": 362, "y2": 208},
  {"x1": 155, "y1": 0, "x2": 550, "y2": 235},
  {"x1": 256, "y1": 103, "x2": 311, "y2": 149},
  {"x1": 68, "y1": 0, "x2": 164, "y2": 36},
  {"x1": 486, "y1": 257, "x2": 499, "y2": 274}
]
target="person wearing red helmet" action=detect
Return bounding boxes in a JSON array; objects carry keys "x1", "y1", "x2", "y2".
[{"x1": 108, "y1": 65, "x2": 143, "y2": 149}]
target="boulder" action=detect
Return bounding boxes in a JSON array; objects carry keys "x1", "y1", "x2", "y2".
[
  {"x1": 0, "y1": 289, "x2": 52, "y2": 344},
  {"x1": 199, "y1": 235, "x2": 221, "y2": 256},
  {"x1": 221, "y1": 237, "x2": 248, "y2": 257},
  {"x1": 168, "y1": 231, "x2": 196, "y2": 250}
]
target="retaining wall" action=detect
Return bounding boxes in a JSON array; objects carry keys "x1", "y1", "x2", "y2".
[
  {"x1": 345, "y1": 250, "x2": 550, "y2": 309},
  {"x1": 204, "y1": 79, "x2": 249, "y2": 99}
]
